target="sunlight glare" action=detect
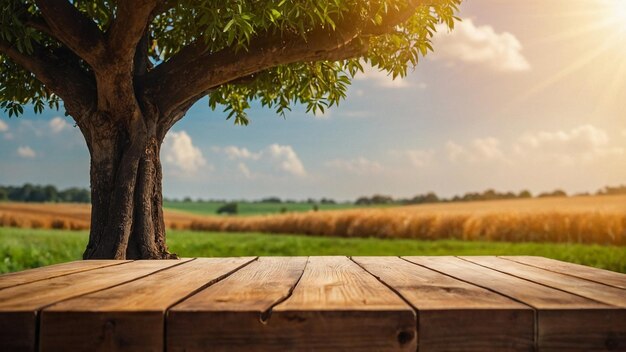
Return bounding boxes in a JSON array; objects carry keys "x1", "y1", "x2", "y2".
[{"x1": 610, "y1": 0, "x2": 626, "y2": 31}]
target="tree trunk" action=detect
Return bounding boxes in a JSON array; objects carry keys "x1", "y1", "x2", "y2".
[{"x1": 82, "y1": 117, "x2": 177, "y2": 260}]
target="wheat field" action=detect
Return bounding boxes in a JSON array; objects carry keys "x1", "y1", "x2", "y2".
[
  {"x1": 0, "y1": 202, "x2": 203, "y2": 231},
  {"x1": 1, "y1": 195, "x2": 625, "y2": 245}
]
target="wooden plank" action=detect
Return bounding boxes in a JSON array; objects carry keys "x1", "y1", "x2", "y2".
[
  {"x1": 169, "y1": 256, "x2": 416, "y2": 351},
  {"x1": 0, "y1": 259, "x2": 189, "y2": 352},
  {"x1": 462, "y1": 256, "x2": 626, "y2": 307},
  {"x1": 40, "y1": 257, "x2": 254, "y2": 352},
  {"x1": 352, "y1": 256, "x2": 534, "y2": 351},
  {"x1": 0, "y1": 260, "x2": 130, "y2": 290},
  {"x1": 168, "y1": 257, "x2": 308, "y2": 351},
  {"x1": 405, "y1": 256, "x2": 626, "y2": 351},
  {"x1": 502, "y1": 256, "x2": 626, "y2": 289}
]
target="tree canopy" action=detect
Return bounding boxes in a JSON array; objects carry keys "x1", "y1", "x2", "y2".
[
  {"x1": 0, "y1": 0, "x2": 461, "y2": 259},
  {"x1": 1, "y1": 0, "x2": 460, "y2": 125}
]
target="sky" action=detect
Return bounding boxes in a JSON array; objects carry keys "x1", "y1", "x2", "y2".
[{"x1": 1, "y1": 0, "x2": 626, "y2": 201}]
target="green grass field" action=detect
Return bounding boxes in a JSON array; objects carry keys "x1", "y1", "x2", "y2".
[
  {"x1": 1, "y1": 227, "x2": 624, "y2": 274},
  {"x1": 163, "y1": 200, "x2": 359, "y2": 216}
]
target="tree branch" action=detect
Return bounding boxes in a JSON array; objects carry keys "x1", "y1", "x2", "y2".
[
  {"x1": 34, "y1": 0, "x2": 106, "y2": 67},
  {"x1": 147, "y1": 23, "x2": 367, "y2": 117},
  {"x1": 107, "y1": 0, "x2": 159, "y2": 61},
  {"x1": 0, "y1": 39, "x2": 96, "y2": 118},
  {"x1": 146, "y1": 0, "x2": 444, "y2": 118}
]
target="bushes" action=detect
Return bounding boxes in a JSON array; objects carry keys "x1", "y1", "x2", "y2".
[{"x1": 216, "y1": 202, "x2": 238, "y2": 215}]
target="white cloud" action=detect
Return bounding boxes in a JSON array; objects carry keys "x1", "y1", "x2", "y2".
[
  {"x1": 355, "y1": 65, "x2": 411, "y2": 88},
  {"x1": 445, "y1": 125, "x2": 623, "y2": 167},
  {"x1": 49, "y1": 117, "x2": 71, "y2": 133},
  {"x1": 238, "y1": 162, "x2": 253, "y2": 179},
  {"x1": 391, "y1": 149, "x2": 434, "y2": 168},
  {"x1": 326, "y1": 157, "x2": 383, "y2": 174},
  {"x1": 446, "y1": 137, "x2": 505, "y2": 163},
  {"x1": 17, "y1": 146, "x2": 36, "y2": 158},
  {"x1": 432, "y1": 18, "x2": 530, "y2": 72},
  {"x1": 221, "y1": 146, "x2": 261, "y2": 160},
  {"x1": 162, "y1": 131, "x2": 207, "y2": 173},
  {"x1": 0, "y1": 120, "x2": 8, "y2": 132},
  {"x1": 266, "y1": 144, "x2": 307, "y2": 176},
  {"x1": 473, "y1": 137, "x2": 505, "y2": 160},
  {"x1": 514, "y1": 125, "x2": 623, "y2": 164},
  {"x1": 446, "y1": 141, "x2": 467, "y2": 162},
  {"x1": 216, "y1": 144, "x2": 307, "y2": 177}
]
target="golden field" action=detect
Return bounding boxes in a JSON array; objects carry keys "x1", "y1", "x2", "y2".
[
  {"x1": 1, "y1": 195, "x2": 625, "y2": 245},
  {"x1": 0, "y1": 202, "x2": 203, "y2": 231}
]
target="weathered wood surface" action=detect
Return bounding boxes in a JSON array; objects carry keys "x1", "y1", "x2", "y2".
[
  {"x1": 0, "y1": 256, "x2": 624, "y2": 351},
  {"x1": 502, "y1": 255, "x2": 626, "y2": 289},
  {"x1": 0, "y1": 260, "x2": 129, "y2": 290},
  {"x1": 0, "y1": 260, "x2": 189, "y2": 351},
  {"x1": 353, "y1": 256, "x2": 534, "y2": 351},
  {"x1": 40, "y1": 257, "x2": 255, "y2": 351},
  {"x1": 405, "y1": 256, "x2": 626, "y2": 351}
]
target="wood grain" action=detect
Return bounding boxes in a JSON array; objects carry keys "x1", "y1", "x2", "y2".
[
  {"x1": 169, "y1": 256, "x2": 416, "y2": 351},
  {"x1": 353, "y1": 256, "x2": 534, "y2": 351},
  {"x1": 2, "y1": 256, "x2": 622, "y2": 351},
  {"x1": 462, "y1": 256, "x2": 626, "y2": 307},
  {"x1": 0, "y1": 259, "x2": 188, "y2": 352},
  {"x1": 40, "y1": 257, "x2": 255, "y2": 352},
  {"x1": 502, "y1": 255, "x2": 626, "y2": 290},
  {"x1": 168, "y1": 257, "x2": 308, "y2": 351},
  {"x1": 0, "y1": 260, "x2": 129, "y2": 290},
  {"x1": 405, "y1": 256, "x2": 626, "y2": 351}
]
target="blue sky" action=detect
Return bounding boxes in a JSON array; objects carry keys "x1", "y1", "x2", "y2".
[{"x1": 1, "y1": 0, "x2": 625, "y2": 200}]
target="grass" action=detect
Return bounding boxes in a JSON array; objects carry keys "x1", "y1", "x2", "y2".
[
  {"x1": 163, "y1": 200, "x2": 357, "y2": 216},
  {"x1": 1, "y1": 227, "x2": 624, "y2": 274}
]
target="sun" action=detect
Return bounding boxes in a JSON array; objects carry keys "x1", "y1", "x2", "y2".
[
  {"x1": 613, "y1": 0, "x2": 626, "y2": 22},
  {"x1": 609, "y1": 0, "x2": 626, "y2": 30}
]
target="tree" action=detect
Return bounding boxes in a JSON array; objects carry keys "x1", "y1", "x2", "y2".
[
  {"x1": 0, "y1": 0, "x2": 460, "y2": 259},
  {"x1": 216, "y1": 202, "x2": 238, "y2": 215}
]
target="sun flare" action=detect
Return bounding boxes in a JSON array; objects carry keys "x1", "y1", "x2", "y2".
[{"x1": 609, "y1": 0, "x2": 626, "y2": 30}]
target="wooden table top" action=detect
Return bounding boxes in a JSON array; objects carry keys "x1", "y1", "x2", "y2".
[{"x1": 0, "y1": 256, "x2": 624, "y2": 351}]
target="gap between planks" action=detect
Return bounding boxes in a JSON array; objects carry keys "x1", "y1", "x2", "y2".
[
  {"x1": 498, "y1": 256, "x2": 626, "y2": 290},
  {"x1": 399, "y1": 256, "x2": 540, "y2": 352},
  {"x1": 38, "y1": 257, "x2": 259, "y2": 351},
  {"x1": 458, "y1": 256, "x2": 622, "y2": 307},
  {"x1": 0, "y1": 260, "x2": 134, "y2": 291},
  {"x1": 405, "y1": 256, "x2": 625, "y2": 351},
  {"x1": 34, "y1": 259, "x2": 195, "y2": 352}
]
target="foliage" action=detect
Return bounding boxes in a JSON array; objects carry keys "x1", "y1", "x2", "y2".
[
  {"x1": 0, "y1": 183, "x2": 90, "y2": 203},
  {"x1": 597, "y1": 184, "x2": 626, "y2": 195},
  {"x1": 216, "y1": 202, "x2": 238, "y2": 215},
  {"x1": 1, "y1": 227, "x2": 625, "y2": 273},
  {"x1": 0, "y1": 0, "x2": 461, "y2": 124},
  {"x1": 165, "y1": 200, "x2": 352, "y2": 215}
]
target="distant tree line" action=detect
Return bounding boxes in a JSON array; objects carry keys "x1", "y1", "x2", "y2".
[
  {"x1": 0, "y1": 184, "x2": 90, "y2": 203},
  {"x1": 354, "y1": 185, "x2": 626, "y2": 206},
  {"x1": 4, "y1": 183, "x2": 625, "y2": 206}
]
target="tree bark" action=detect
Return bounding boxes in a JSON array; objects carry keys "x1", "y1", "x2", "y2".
[{"x1": 82, "y1": 114, "x2": 176, "y2": 260}]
